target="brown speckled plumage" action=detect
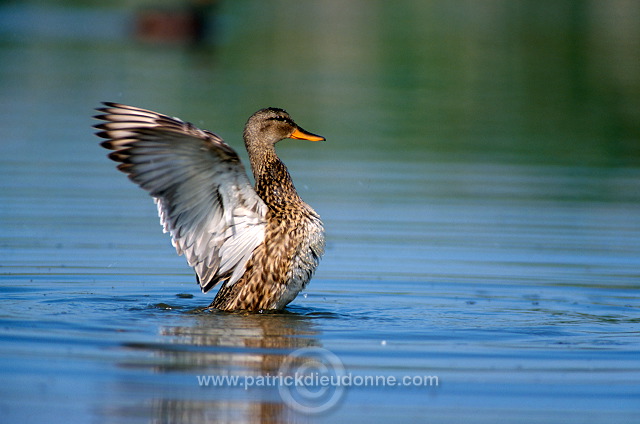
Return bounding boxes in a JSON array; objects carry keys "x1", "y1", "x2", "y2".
[{"x1": 94, "y1": 103, "x2": 325, "y2": 311}]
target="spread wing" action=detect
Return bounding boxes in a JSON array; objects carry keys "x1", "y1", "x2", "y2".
[{"x1": 94, "y1": 102, "x2": 267, "y2": 292}]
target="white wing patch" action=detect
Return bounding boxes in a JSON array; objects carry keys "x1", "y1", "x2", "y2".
[{"x1": 96, "y1": 102, "x2": 267, "y2": 292}]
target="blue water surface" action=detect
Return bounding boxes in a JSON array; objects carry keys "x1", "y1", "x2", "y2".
[{"x1": 1, "y1": 2, "x2": 639, "y2": 423}]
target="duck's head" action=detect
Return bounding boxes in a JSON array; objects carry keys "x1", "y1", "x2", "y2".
[{"x1": 244, "y1": 107, "x2": 325, "y2": 147}]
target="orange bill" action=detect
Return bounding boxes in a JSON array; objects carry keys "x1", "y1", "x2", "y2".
[{"x1": 290, "y1": 127, "x2": 325, "y2": 141}]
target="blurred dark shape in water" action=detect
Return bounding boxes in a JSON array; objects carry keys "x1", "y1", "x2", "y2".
[{"x1": 134, "y1": 0, "x2": 218, "y2": 46}]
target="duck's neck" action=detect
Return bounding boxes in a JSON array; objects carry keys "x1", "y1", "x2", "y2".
[{"x1": 246, "y1": 144, "x2": 302, "y2": 210}]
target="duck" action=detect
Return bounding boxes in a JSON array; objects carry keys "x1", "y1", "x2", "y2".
[{"x1": 94, "y1": 103, "x2": 326, "y2": 311}]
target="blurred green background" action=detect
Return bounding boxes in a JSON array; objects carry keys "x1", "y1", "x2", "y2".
[{"x1": 1, "y1": 0, "x2": 638, "y2": 167}]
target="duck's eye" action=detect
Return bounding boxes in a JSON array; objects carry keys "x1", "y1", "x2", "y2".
[{"x1": 268, "y1": 116, "x2": 293, "y2": 125}]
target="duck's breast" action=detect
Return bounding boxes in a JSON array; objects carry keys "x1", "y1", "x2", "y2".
[{"x1": 275, "y1": 210, "x2": 325, "y2": 308}]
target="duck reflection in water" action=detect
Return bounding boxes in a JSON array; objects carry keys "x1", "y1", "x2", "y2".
[{"x1": 123, "y1": 309, "x2": 322, "y2": 423}]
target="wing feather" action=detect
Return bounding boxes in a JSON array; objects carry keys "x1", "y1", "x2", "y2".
[{"x1": 95, "y1": 102, "x2": 267, "y2": 292}]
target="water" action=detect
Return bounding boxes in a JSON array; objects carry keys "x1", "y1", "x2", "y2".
[{"x1": 1, "y1": 1, "x2": 640, "y2": 423}]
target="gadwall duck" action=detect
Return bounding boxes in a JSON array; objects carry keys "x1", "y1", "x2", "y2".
[{"x1": 94, "y1": 103, "x2": 325, "y2": 311}]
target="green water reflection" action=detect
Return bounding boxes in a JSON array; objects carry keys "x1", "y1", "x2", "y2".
[{"x1": 1, "y1": 1, "x2": 638, "y2": 167}]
